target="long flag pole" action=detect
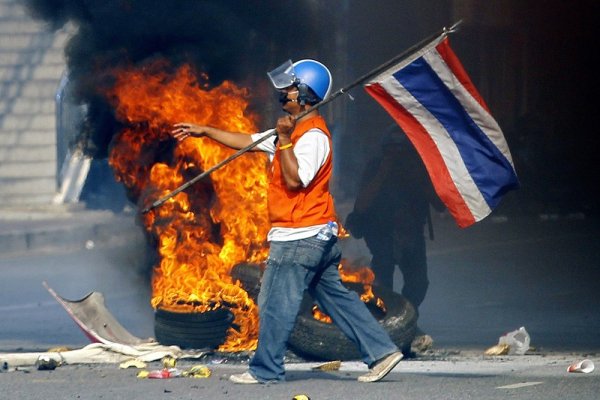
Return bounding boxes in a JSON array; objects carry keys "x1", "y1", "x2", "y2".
[{"x1": 142, "y1": 21, "x2": 461, "y2": 213}]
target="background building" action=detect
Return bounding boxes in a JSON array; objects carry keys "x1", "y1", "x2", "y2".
[{"x1": 0, "y1": 0, "x2": 594, "y2": 217}]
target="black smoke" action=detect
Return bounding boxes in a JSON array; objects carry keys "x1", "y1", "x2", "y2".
[
  {"x1": 24, "y1": 1, "x2": 597, "y2": 217},
  {"x1": 23, "y1": 0, "x2": 329, "y2": 158}
]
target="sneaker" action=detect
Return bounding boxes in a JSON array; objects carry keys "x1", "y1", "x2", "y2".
[
  {"x1": 358, "y1": 351, "x2": 403, "y2": 383},
  {"x1": 229, "y1": 371, "x2": 260, "y2": 384}
]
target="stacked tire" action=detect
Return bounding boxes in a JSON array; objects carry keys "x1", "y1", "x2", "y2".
[
  {"x1": 153, "y1": 263, "x2": 418, "y2": 357},
  {"x1": 288, "y1": 285, "x2": 418, "y2": 361},
  {"x1": 154, "y1": 307, "x2": 234, "y2": 349}
]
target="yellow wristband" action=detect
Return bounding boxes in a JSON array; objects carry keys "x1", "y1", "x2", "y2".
[{"x1": 279, "y1": 143, "x2": 293, "y2": 150}]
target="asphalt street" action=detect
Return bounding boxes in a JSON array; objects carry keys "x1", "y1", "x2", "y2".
[
  {"x1": 1, "y1": 211, "x2": 599, "y2": 399},
  {"x1": 1, "y1": 354, "x2": 599, "y2": 400}
]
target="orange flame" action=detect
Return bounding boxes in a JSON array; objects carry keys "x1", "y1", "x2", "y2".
[
  {"x1": 311, "y1": 260, "x2": 386, "y2": 323},
  {"x1": 104, "y1": 61, "x2": 269, "y2": 351}
]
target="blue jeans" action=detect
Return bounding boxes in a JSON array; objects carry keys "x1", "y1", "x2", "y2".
[{"x1": 249, "y1": 235, "x2": 399, "y2": 382}]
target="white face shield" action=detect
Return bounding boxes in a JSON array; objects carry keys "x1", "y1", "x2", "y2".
[{"x1": 267, "y1": 60, "x2": 298, "y2": 90}]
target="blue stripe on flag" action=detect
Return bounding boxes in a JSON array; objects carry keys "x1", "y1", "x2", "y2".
[{"x1": 392, "y1": 57, "x2": 518, "y2": 208}]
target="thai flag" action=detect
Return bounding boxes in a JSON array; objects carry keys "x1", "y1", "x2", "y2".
[{"x1": 364, "y1": 36, "x2": 519, "y2": 228}]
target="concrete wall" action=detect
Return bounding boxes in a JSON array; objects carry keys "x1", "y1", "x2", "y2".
[{"x1": 0, "y1": 0, "x2": 70, "y2": 205}]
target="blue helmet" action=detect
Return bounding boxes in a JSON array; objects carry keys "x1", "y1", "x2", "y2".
[{"x1": 268, "y1": 59, "x2": 332, "y2": 104}]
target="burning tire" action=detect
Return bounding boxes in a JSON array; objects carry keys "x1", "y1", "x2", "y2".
[
  {"x1": 154, "y1": 307, "x2": 234, "y2": 349},
  {"x1": 287, "y1": 285, "x2": 418, "y2": 361},
  {"x1": 229, "y1": 263, "x2": 418, "y2": 360},
  {"x1": 231, "y1": 262, "x2": 263, "y2": 301}
]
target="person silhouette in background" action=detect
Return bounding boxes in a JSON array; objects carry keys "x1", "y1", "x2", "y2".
[{"x1": 345, "y1": 124, "x2": 444, "y2": 353}]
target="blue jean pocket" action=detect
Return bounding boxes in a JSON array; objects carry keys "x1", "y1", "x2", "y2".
[{"x1": 294, "y1": 237, "x2": 331, "y2": 271}]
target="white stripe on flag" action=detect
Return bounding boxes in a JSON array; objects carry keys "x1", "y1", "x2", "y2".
[
  {"x1": 378, "y1": 76, "x2": 492, "y2": 221},
  {"x1": 367, "y1": 35, "x2": 445, "y2": 84}
]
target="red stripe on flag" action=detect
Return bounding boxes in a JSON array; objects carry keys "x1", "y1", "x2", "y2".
[
  {"x1": 435, "y1": 38, "x2": 491, "y2": 113},
  {"x1": 364, "y1": 82, "x2": 476, "y2": 227}
]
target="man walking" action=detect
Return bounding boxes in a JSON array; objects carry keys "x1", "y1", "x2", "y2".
[{"x1": 172, "y1": 59, "x2": 402, "y2": 383}]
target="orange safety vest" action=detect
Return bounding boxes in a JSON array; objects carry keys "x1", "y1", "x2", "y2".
[{"x1": 268, "y1": 115, "x2": 337, "y2": 228}]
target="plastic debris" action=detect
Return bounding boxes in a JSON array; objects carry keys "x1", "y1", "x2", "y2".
[
  {"x1": 162, "y1": 356, "x2": 177, "y2": 368},
  {"x1": 35, "y1": 355, "x2": 60, "y2": 370},
  {"x1": 312, "y1": 360, "x2": 341, "y2": 371},
  {"x1": 167, "y1": 368, "x2": 183, "y2": 377},
  {"x1": 183, "y1": 365, "x2": 211, "y2": 378},
  {"x1": 146, "y1": 368, "x2": 181, "y2": 379},
  {"x1": 138, "y1": 365, "x2": 211, "y2": 379},
  {"x1": 499, "y1": 326, "x2": 530, "y2": 355},
  {"x1": 484, "y1": 343, "x2": 510, "y2": 356},
  {"x1": 567, "y1": 359, "x2": 595, "y2": 373},
  {"x1": 119, "y1": 359, "x2": 147, "y2": 369},
  {"x1": 147, "y1": 369, "x2": 170, "y2": 379},
  {"x1": 485, "y1": 326, "x2": 530, "y2": 356},
  {"x1": 137, "y1": 370, "x2": 150, "y2": 379},
  {"x1": 293, "y1": 395, "x2": 311, "y2": 400}
]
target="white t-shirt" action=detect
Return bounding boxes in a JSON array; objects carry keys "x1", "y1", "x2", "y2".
[{"x1": 250, "y1": 128, "x2": 337, "y2": 241}]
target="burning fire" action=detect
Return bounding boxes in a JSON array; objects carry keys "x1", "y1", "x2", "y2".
[
  {"x1": 100, "y1": 60, "x2": 381, "y2": 351},
  {"x1": 312, "y1": 261, "x2": 386, "y2": 323},
  {"x1": 104, "y1": 61, "x2": 269, "y2": 351}
]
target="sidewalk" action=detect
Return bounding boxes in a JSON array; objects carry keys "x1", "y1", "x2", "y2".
[{"x1": 0, "y1": 203, "x2": 145, "y2": 257}]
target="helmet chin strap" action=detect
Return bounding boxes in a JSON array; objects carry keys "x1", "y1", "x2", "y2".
[
  {"x1": 279, "y1": 82, "x2": 313, "y2": 106},
  {"x1": 297, "y1": 83, "x2": 309, "y2": 106},
  {"x1": 278, "y1": 91, "x2": 297, "y2": 105}
]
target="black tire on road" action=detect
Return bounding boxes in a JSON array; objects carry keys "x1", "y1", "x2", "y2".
[
  {"x1": 154, "y1": 307, "x2": 234, "y2": 349},
  {"x1": 230, "y1": 262, "x2": 263, "y2": 301},
  {"x1": 288, "y1": 285, "x2": 418, "y2": 361}
]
